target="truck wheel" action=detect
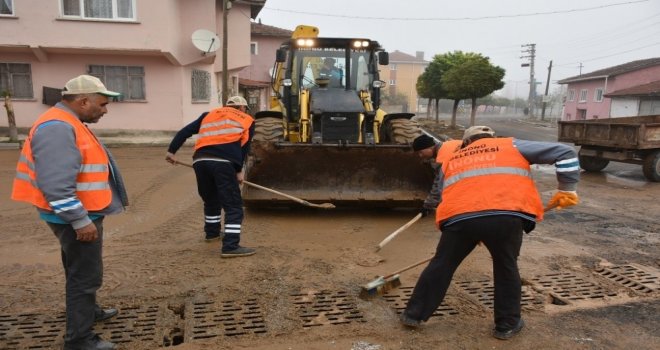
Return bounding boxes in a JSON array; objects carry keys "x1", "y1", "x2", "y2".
[
  {"x1": 642, "y1": 150, "x2": 660, "y2": 182},
  {"x1": 253, "y1": 117, "x2": 284, "y2": 141},
  {"x1": 579, "y1": 155, "x2": 609, "y2": 172},
  {"x1": 387, "y1": 119, "x2": 422, "y2": 144}
]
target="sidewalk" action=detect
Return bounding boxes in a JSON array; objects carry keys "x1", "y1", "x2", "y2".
[{"x1": 0, "y1": 132, "x2": 193, "y2": 149}]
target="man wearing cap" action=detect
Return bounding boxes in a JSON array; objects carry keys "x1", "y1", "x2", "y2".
[
  {"x1": 412, "y1": 134, "x2": 462, "y2": 217},
  {"x1": 401, "y1": 126, "x2": 580, "y2": 340},
  {"x1": 166, "y1": 96, "x2": 256, "y2": 258},
  {"x1": 12, "y1": 75, "x2": 128, "y2": 350}
]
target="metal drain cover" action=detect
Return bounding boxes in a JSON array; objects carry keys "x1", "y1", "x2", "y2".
[
  {"x1": 382, "y1": 286, "x2": 459, "y2": 317},
  {"x1": 291, "y1": 290, "x2": 366, "y2": 327},
  {"x1": 595, "y1": 264, "x2": 660, "y2": 294},
  {"x1": 454, "y1": 279, "x2": 543, "y2": 310},
  {"x1": 0, "y1": 313, "x2": 64, "y2": 349},
  {"x1": 186, "y1": 299, "x2": 267, "y2": 341},
  {"x1": 0, "y1": 305, "x2": 166, "y2": 349},
  {"x1": 530, "y1": 272, "x2": 617, "y2": 302}
]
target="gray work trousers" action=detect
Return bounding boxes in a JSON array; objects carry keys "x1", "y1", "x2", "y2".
[{"x1": 47, "y1": 217, "x2": 104, "y2": 346}]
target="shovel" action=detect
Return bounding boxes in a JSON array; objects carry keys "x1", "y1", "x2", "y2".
[{"x1": 172, "y1": 159, "x2": 335, "y2": 209}]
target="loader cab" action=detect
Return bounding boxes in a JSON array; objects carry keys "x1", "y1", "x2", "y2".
[{"x1": 278, "y1": 38, "x2": 388, "y2": 124}]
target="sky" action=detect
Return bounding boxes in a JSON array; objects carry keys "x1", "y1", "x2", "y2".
[{"x1": 255, "y1": 0, "x2": 660, "y2": 98}]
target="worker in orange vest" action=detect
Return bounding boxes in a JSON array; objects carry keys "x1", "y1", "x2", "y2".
[
  {"x1": 11, "y1": 75, "x2": 128, "y2": 350},
  {"x1": 401, "y1": 126, "x2": 580, "y2": 340},
  {"x1": 166, "y1": 96, "x2": 255, "y2": 258}
]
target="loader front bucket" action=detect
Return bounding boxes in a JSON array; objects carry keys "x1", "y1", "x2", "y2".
[{"x1": 242, "y1": 141, "x2": 435, "y2": 208}]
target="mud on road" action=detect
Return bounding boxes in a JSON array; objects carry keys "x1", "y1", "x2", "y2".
[{"x1": 0, "y1": 145, "x2": 659, "y2": 350}]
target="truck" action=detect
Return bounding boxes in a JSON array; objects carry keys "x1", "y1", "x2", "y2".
[
  {"x1": 242, "y1": 25, "x2": 434, "y2": 207},
  {"x1": 557, "y1": 115, "x2": 660, "y2": 182}
]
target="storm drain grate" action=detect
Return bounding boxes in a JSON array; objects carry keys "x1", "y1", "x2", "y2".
[
  {"x1": 530, "y1": 272, "x2": 617, "y2": 301},
  {"x1": 595, "y1": 264, "x2": 660, "y2": 294},
  {"x1": 382, "y1": 286, "x2": 458, "y2": 317},
  {"x1": 186, "y1": 299, "x2": 266, "y2": 340},
  {"x1": 95, "y1": 305, "x2": 162, "y2": 344},
  {"x1": 0, "y1": 305, "x2": 163, "y2": 349},
  {"x1": 454, "y1": 280, "x2": 543, "y2": 309},
  {"x1": 0, "y1": 313, "x2": 65, "y2": 349},
  {"x1": 291, "y1": 290, "x2": 366, "y2": 327}
]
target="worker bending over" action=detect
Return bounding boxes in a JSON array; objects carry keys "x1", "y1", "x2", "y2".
[{"x1": 401, "y1": 126, "x2": 580, "y2": 340}]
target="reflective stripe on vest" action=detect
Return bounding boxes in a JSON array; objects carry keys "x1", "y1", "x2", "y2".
[
  {"x1": 435, "y1": 137, "x2": 544, "y2": 225},
  {"x1": 194, "y1": 107, "x2": 254, "y2": 150},
  {"x1": 11, "y1": 108, "x2": 112, "y2": 211}
]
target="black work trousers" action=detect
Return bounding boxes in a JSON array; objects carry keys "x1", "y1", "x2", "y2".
[
  {"x1": 193, "y1": 160, "x2": 244, "y2": 251},
  {"x1": 46, "y1": 217, "x2": 104, "y2": 347},
  {"x1": 404, "y1": 215, "x2": 524, "y2": 329}
]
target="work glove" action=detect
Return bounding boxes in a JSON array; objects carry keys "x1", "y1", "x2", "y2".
[{"x1": 547, "y1": 190, "x2": 579, "y2": 210}]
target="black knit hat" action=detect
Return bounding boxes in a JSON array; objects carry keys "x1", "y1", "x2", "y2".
[{"x1": 412, "y1": 134, "x2": 436, "y2": 151}]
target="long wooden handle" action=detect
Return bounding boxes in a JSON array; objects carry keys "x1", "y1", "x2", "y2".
[
  {"x1": 376, "y1": 213, "x2": 423, "y2": 251},
  {"x1": 173, "y1": 160, "x2": 334, "y2": 209},
  {"x1": 383, "y1": 256, "x2": 433, "y2": 280}
]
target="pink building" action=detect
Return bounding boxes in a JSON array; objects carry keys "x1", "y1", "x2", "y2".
[
  {"x1": 0, "y1": 0, "x2": 265, "y2": 131},
  {"x1": 238, "y1": 22, "x2": 292, "y2": 113},
  {"x1": 558, "y1": 57, "x2": 660, "y2": 120}
]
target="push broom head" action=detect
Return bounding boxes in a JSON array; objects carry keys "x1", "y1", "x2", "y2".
[{"x1": 359, "y1": 274, "x2": 402, "y2": 300}]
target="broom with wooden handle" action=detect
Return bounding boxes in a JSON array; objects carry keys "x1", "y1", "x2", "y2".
[
  {"x1": 172, "y1": 160, "x2": 335, "y2": 209},
  {"x1": 361, "y1": 205, "x2": 559, "y2": 299}
]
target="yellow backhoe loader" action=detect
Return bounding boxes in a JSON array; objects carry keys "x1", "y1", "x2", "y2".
[{"x1": 243, "y1": 25, "x2": 433, "y2": 207}]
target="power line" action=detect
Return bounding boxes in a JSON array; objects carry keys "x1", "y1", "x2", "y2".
[
  {"x1": 555, "y1": 41, "x2": 660, "y2": 66},
  {"x1": 262, "y1": 0, "x2": 649, "y2": 22}
]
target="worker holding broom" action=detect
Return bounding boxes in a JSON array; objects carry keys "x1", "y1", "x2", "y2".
[
  {"x1": 400, "y1": 126, "x2": 580, "y2": 340},
  {"x1": 166, "y1": 96, "x2": 256, "y2": 258}
]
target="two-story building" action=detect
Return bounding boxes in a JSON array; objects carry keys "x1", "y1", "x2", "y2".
[
  {"x1": 0, "y1": 0, "x2": 264, "y2": 131},
  {"x1": 558, "y1": 57, "x2": 660, "y2": 120},
  {"x1": 238, "y1": 21, "x2": 292, "y2": 113},
  {"x1": 378, "y1": 50, "x2": 428, "y2": 113}
]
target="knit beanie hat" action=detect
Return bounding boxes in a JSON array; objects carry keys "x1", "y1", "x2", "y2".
[{"x1": 412, "y1": 134, "x2": 436, "y2": 151}]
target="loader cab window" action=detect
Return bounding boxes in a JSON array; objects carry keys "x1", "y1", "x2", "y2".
[{"x1": 353, "y1": 53, "x2": 371, "y2": 91}]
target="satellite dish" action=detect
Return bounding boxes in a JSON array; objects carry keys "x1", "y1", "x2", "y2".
[{"x1": 192, "y1": 29, "x2": 220, "y2": 55}]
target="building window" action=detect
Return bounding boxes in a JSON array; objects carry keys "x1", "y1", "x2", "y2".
[
  {"x1": 88, "y1": 64, "x2": 145, "y2": 101},
  {"x1": 191, "y1": 69, "x2": 210, "y2": 102},
  {"x1": 579, "y1": 89, "x2": 588, "y2": 102},
  {"x1": 594, "y1": 88, "x2": 604, "y2": 102},
  {"x1": 389, "y1": 79, "x2": 396, "y2": 86},
  {"x1": 0, "y1": 63, "x2": 34, "y2": 99},
  {"x1": 61, "y1": 0, "x2": 136, "y2": 21},
  {"x1": 250, "y1": 42, "x2": 258, "y2": 55},
  {"x1": 0, "y1": 0, "x2": 14, "y2": 15},
  {"x1": 390, "y1": 64, "x2": 397, "y2": 71},
  {"x1": 567, "y1": 89, "x2": 575, "y2": 102}
]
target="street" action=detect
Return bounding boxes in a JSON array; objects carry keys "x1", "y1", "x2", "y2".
[{"x1": 0, "y1": 118, "x2": 658, "y2": 350}]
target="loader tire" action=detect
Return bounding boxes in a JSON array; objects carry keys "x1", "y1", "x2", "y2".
[
  {"x1": 642, "y1": 150, "x2": 660, "y2": 182},
  {"x1": 253, "y1": 117, "x2": 284, "y2": 142},
  {"x1": 388, "y1": 119, "x2": 422, "y2": 144}
]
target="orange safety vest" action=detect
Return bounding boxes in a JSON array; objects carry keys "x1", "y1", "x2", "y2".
[
  {"x1": 11, "y1": 108, "x2": 111, "y2": 211},
  {"x1": 435, "y1": 139, "x2": 463, "y2": 164},
  {"x1": 194, "y1": 107, "x2": 254, "y2": 150},
  {"x1": 435, "y1": 137, "x2": 544, "y2": 226}
]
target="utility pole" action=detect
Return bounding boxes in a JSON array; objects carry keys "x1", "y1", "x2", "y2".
[
  {"x1": 541, "y1": 60, "x2": 552, "y2": 121},
  {"x1": 578, "y1": 62, "x2": 583, "y2": 76},
  {"x1": 521, "y1": 43, "x2": 536, "y2": 119},
  {"x1": 221, "y1": 0, "x2": 230, "y2": 105}
]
